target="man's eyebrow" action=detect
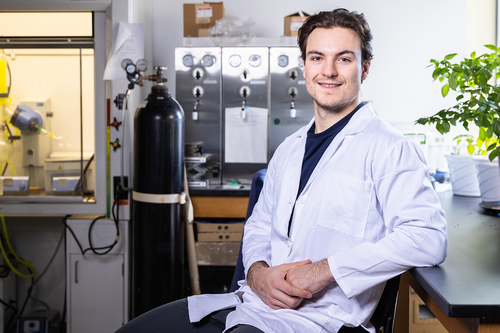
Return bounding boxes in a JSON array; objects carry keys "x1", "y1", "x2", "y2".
[
  {"x1": 306, "y1": 50, "x2": 356, "y2": 57},
  {"x1": 306, "y1": 50, "x2": 324, "y2": 57},
  {"x1": 337, "y1": 50, "x2": 356, "y2": 57}
]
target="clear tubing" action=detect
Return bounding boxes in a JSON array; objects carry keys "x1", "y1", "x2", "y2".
[
  {"x1": 0, "y1": 125, "x2": 12, "y2": 163},
  {"x1": 120, "y1": 89, "x2": 132, "y2": 191},
  {"x1": 39, "y1": 127, "x2": 71, "y2": 148}
]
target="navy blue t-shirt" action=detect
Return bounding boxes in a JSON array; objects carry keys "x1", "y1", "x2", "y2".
[
  {"x1": 297, "y1": 102, "x2": 364, "y2": 197},
  {"x1": 288, "y1": 102, "x2": 364, "y2": 235}
]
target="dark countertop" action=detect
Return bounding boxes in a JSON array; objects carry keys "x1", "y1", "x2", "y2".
[{"x1": 410, "y1": 191, "x2": 500, "y2": 318}]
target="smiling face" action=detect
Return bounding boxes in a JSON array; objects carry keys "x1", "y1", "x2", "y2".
[{"x1": 303, "y1": 27, "x2": 370, "y2": 118}]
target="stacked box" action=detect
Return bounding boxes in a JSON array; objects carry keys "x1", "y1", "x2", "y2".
[
  {"x1": 284, "y1": 11, "x2": 310, "y2": 36},
  {"x1": 183, "y1": 2, "x2": 225, "y2": 37},
  {"x1": 195, "y1": 221, "x2": 244, "y2": 266}
]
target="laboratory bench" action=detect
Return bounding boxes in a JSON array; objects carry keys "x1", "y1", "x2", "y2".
[{"x1": 395, "y1": 191, "x2": 500, "y2": 333}]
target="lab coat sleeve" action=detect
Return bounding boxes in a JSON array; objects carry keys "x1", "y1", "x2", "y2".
[
  {"x1": 329, "y1": 139, "x2": 448, "y2": 299},
  {"x1": 242, "y1": 152, "x2": 277, "y2": 277}
]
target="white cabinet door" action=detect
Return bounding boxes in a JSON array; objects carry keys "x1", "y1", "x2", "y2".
[{"x1": 69, "y1": 253, "x2": 124, "y2": 333}]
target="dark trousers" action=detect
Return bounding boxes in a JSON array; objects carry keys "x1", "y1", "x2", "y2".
[
  {"x1": 115, "y1": 298, "x2": 263, "y2": 333},
  {"x1": 115, "y1": 298, "x2": 368, "y2": 333}
]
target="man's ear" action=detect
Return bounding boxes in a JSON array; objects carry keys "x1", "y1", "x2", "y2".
[{"x1": 361, "y1": 60, "x2": 371, "y2": 81}]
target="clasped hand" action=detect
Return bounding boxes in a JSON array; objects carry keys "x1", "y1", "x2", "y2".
[{"x1": 247, "y1": 259, "x2": 334, "y2": 310}]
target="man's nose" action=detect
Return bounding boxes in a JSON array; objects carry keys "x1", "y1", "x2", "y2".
[{"x1": 322, "y1": 61, "x2": 338, "y2": 77}]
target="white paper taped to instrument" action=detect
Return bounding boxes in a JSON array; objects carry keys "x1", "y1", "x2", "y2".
[{"x1": 225, "y1": 107, "x2": 268, "y2": 163}]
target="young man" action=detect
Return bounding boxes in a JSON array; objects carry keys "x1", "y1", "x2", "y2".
[{"x1": 117, "y1": 8, "x2": 447, "y2": 333}]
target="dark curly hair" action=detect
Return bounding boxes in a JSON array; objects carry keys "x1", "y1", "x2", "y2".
[{"x1": 298, "y1": 8, "x2": 373, "y2": 64}]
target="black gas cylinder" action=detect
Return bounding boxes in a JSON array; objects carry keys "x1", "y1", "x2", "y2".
[{"x1": 132, "y1": 80, "x2": 185, "y2": 317}]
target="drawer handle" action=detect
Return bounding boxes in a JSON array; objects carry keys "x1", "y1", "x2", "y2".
[{"x1": 75, "y1": 260, "x2": 79, "y2": 284}]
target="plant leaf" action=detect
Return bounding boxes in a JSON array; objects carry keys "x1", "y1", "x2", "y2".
[
  {"x1": 479, "y1": 127, "x2": 487, "y2": 141},
  {"x1": 436, "y1": 123, "x2": 445, "y2": 134},
  {"x1": 489, "y1": 147, "x2": 500, "y2": 161},
  {"x1": 486, "y1": 126, "x2": 494, "y2": 138},
  {"x1": 467, "y1": 143, "x2": 475, "y2": 155},
  {"x1": 441, "y1": 84, "x2": 450, "y2": 97},
  {"x1": 485, "y1": 44, "x2": 497, "y2": 51},
  {"x1": 444, "y1": 53, "x2": 457, "y2": 60},
  {"x1": 449, "y1": 74, "x2": 458, "y2": 90},
  {"x1": 432, "y1": 68, "x2": 442, "y2": 80},
  {"x1": 442, "y1": 121, "x2": 451, "y2": 132}
]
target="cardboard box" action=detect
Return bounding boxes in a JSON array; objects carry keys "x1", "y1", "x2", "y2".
[
  {"x1": 196, "y1": 242, "x2": 240, "y2": 266},
  {"x1": 197, "y1": 232, "x2": 243, "y2": 242},
  {"x1": 284, "y1": 11, "x2": 310, "y2": 36},
  {"x1": 183, "y1": 2, "x2": 225, "y2": 37},
  {"x1": 195, "y1": 221, "x2": 244, "y2": 233}
]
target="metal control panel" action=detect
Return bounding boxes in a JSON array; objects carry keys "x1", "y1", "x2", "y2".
[
  {"x1": 175, "y1": 47, "x2": 222, "y2": 186},
  {"x1": 269, "y1": 47, "x2": 313, "y2": 157},
  {"x1": 221, "y1": 47, "x2": 269, "y2": 184},
  {"x1": 175, "y1": 47, "x2": 315, "y2": 188}
]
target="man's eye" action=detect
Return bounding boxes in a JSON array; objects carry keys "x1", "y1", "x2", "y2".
[
  {"x1": 310, "y1": 56, "x2": 321, "y2": 61},
  {"x1": 339, "y1": 57, "x2": 351, "y2": 62}
]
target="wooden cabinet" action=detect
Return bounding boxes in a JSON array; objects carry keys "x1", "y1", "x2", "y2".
[{"x1": 191, "y1": 196, "x2": 249, "y2": 218}]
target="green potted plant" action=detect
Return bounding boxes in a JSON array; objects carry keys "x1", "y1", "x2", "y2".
[
  {"x1": 416, "y1": 46, "x2": 500, "y2": 197},
  {"x1": 416, "y1": 45, "x2": 500, "y2": 161}
]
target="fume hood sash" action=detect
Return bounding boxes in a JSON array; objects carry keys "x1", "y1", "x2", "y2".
[{"x1": 0, "y1": 37, "x2": 94, "y2": 49}]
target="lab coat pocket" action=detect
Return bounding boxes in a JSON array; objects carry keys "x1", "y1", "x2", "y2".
[{"x1": 317, "y1": 173, "x2": 373, "y2": 238}]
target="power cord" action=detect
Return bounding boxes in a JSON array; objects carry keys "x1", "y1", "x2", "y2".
[
  {"x1": 0, "y1": 295, "x2": 17, "y2": 333},
  {"x1": 72, "y1": 153, "x2": 95, "y2": 196},
  {"x1": 7, "y1": 272, "x2": 35, "y2": 333},
  {"x1": 0, "y1": 215, "x2": 35, "y2": 278},
  {"x1": 0, "y1": 217, "x2": 65, "y2": 333},
  {"x1": 62, "y1": 190, "x2": 121, "y2": 256}
]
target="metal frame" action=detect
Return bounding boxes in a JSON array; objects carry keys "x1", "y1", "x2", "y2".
[{"x1": 0, "y1": 12, "x2": 107, "y2": 215}]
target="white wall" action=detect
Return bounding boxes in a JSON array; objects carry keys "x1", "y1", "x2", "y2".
[
  {"x1": 467, "y1": 0, "x2": 496, "y2": 56},
  {"x1": 153, "y1": 0, "x2": 467, "y2": 128}
]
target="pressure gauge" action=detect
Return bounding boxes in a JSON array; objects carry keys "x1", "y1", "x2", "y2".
[
  {"x1": 121, "y1": 58, "x2": 134, "y2": 70},
  {"x1": 182, "y1": 54, "x2": 194, "y2": 67},
  {"x1": 298, "y1": 56, "x2": 303, "y2": 68},
  {"x1": 229, "y1": 54, "x2": 242, "y2": 67},
  {"x1": 136, "y1": 59, "x2": 148, "y2": 71},
  {"x1": 125, "y1": 63, "x2": 137, "y2": 75},
  {"x1": 202, "y1": 54, "x2": 215, "y2": 67},
  {"x1": 277, "y1": 55, "x2": 289, "y2": 67},
  {"x1": 249, "y1": 54, "x2": 262, "y2": 67}
]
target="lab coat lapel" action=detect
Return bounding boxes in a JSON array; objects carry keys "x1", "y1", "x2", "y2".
[
  {"x1": 287, "y1": 130, "x2": 307, "y2": 203},
  {"x1": 274, "y1": 122, "x2": 308, "y2": 238},
  {"x1": 302, "y1": 104, "x2": 377, "y2": 193}
]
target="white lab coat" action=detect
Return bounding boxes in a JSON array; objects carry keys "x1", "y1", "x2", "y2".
[{"x1": 188, "y1": 103, "x2": 448, "y2": 333}]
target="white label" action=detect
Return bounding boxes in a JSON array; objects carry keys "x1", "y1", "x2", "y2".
[
  {"x1": 189, "y1": 181, "x2": 208, "y2": 187},
  {"x1": 250, "y1": 80, "x2": 266, "y2": 85},
  {"x1": 298, "y1": 80, "x2": 306, "y2": 85},
  {"x1": 203, "y1": 79, "x2": 218, "y2": 84},
  {"x1": 290, "y1": 18, "x2": 306, "y2": 31},
  {"x1": 197, "y1": 6, "x2": 213, "y2": 18}
]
